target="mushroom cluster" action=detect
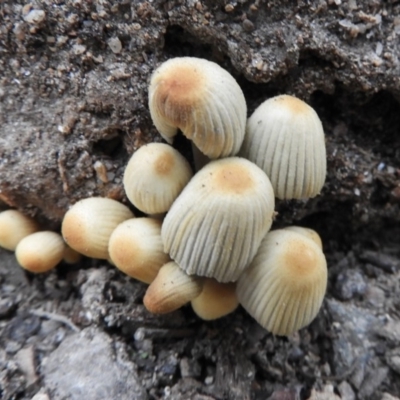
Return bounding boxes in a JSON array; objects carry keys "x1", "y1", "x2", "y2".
[{"x1": 0, "y1": 56, "x2": 329, "y2": 337}]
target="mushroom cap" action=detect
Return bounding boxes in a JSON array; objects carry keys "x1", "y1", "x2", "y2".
[
  {"x1": 0, "y1": 210, "x2": 40, "y2": 251},
  {"x1": 63, "y1": 245, "x2": 82, "y2": 264},
  {"x1": 123, "y1": 143, "x2": 193, "y2": 214},
  {"x1": 61, "y1": 197, "x2": 134, "y2": 259},
  {"x1": 237, "y1": 229, "x2": 327, "y2": 336},
  {"x1": 240, "y1": 95, "x2": 326, "y2": 199},
  {"x1": 162, "y1": 157, "x2": 275, "y2": 282},
  {"x1": 191, "y1": 278, "x2": 238, "y2": 320},
  {"x1": 109, "y1": 217, "x2": 170, "y2": 284},
  {"x1": 143, "y1": 261, "x2": 203, "y2": 314},
  {"x1": 283, "y1": 226, "x2": 323, "y2": 249},
  {"x1": 148, "y1": 57, "x2": 247, "y2": 159},
  {"x1": 16, "y1": 231, "x2": 66, "y2": 273}
]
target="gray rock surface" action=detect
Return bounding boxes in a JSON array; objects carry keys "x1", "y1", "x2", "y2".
[{"x1": 42, "y1": 327, "x2": 147, "y2": 400}]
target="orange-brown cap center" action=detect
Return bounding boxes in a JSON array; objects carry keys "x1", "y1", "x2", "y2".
[
  {"x1": 274, "y1": 95, "x2": 310, "y2": 115},
  {"x1": 212, "y1": 163, "x2": 255, "y2": 195},
  {"x1": 283, "y1": 239, "x2": 320, "y2": 277},
  {"x1": 154, "y1": 151, "x2": 175, "y2": 176}
]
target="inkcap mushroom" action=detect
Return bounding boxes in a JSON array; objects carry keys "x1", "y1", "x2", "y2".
[
  {"x1": 149, "y1": 57, "x2": 247, "y2": 159},
  {"x1": 61, "y1": 197, "x2": 134, "y2": 259},
  {"x1": 123, "y1": 143, "x2": 193, "y2": 215},
  {"x1": 0, "y1": 209, "x2": 40, "y2": 251},
  {"x1": 109, "y1": 217, "x2": 170, "y2": 284},
  {"x1": 240, "y1": 95, "x2": 326, "y2": 199},
  {"x1": 237, "y1": 229, "x2": 327, "y2": 336},
  {"x1": 16, "y1": 231, "x2": 66, "y2": 273},
  {"x1": 143, "y1": 261, "x2": 203, "y2": 314},
  {"x1": 162, "y1": 157, "x2": 275, "y2": 282}
]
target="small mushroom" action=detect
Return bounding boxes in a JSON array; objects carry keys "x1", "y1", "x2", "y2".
[
  {"x1": 108, "y1": 217, "x2": 170, "y2": 284},
  {"x1": 123, "y1": 143, "x2": 193, "y2": 215},
  {"x1": 162, "y1": 157, "x2": 275, "y2": 282},
  {"x1": 143, "y1": 261, "x2": 203, "y2": 314},
  {"x1": 240, "y1": 95, "x2": 327, "y2": 199},
  {"x1": 0, "y1": 210, "x2": 40, "y2": 251},
  {"x1": 148, "y1": 57, "x2": 247, "y2": 159},
  {"x1": 15, "y1": 231, "x2": 66, "y2": 273},
  {"x1": 191, "y1": 278, "x2": 238, "y2": 320},
  {"x1": 237, "y1": 229, "x2": 327, "y2": 336},
  {"x1": 61, "y1": 197, "x2": 134, "y2": 259}
]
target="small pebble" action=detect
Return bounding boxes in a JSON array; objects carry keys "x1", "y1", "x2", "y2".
[
  {"x1": 334, "y1": 269, "x2": 367, "y2": 300},
  {"x1": 108, "y1": 37, "x2": 122, "y2": 54},
  {"x1": 24, "y1": 9, "x2": 45, "y2": 24}
]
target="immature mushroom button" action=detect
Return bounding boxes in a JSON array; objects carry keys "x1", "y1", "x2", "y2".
[
  {"x1": 0, "y1": 210, "x2": 40, "y2": 251},
  {"x1": 283, "y1": 226, "x2": 323, "y2": 249},
  {"x1": 148, "y1": 57, "x2": 247, "y2": 159},
  {"x1": 237, "y1": 229, "x2": 327, "y2": 336},
  {"x1": 143, "y1": 261, "x2": 203, "y2": 314},
  {"x1": 16, "y1": 231, "x2": 66, "y2": 273},
  {"x1": 240, "y1": 95, "x2": 327, "y2": 199},
  {"x1": 61, "y1": 197, "x2": 134, "y2": 259},
  {"x1": 108, "y1": 217, "x2": 170, "y2": 284},
  {"x1": 123, "y1": 143, "x2": 192, "y2": 215},
  {"x1": 191, "y1": 278, "x2": 238, "y2": 320},
  {"x1": 162, "y1": 157, "x2": 275, "y2": 282}
]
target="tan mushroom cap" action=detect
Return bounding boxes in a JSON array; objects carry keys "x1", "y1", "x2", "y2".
[
  {"x1": 191, "y1": 278, "x2": 238, "y2": 320},
  {"x1": 240, "y1": 95, "x2": 327, "y2": 199},
  {"x1": 0, "y1": 210, "x2": 40, "y2": 251},
  {"x1": 162, "y1": 157, "x2": 275, "y2": 282},
  {"x1": 149, "y1": 57, "x2": 247, "y2": 159},
  {"x1": 283, "y1": 226, "x2": 323, "y2": 249},
  {"x1": 143, "y1": 261, "x2": 203, "y2": 314},
  {"x1": 109, "y1": 217, "x2": 170, "y2": 284},
  {"x1": 61, "y1": 197, "x2": 134, "y2": 259},
  {"x1": 16, "y1": 231, "x2": 66, "y2": 273},
  {"x1": 237, "y1": 229, "x2": 327, "y2": 336},
  {"x1": 123, "y1": 143, "x2": 193, "y2": 214}
]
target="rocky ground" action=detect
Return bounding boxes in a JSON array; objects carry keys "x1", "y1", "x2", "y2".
[{"x1": 0, "y1": 1, "x2": 400, "y2": 399}]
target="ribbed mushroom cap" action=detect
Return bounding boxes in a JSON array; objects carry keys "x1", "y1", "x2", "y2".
[
  {"x1": 109, "y1": 217, "x2": 170, "y2": 284},
  {"x1": 61, "y1": 197, "x2": 134, "y2": 259},
  {"x1": 149, "y1": 57, "x2": 247, "y2": 159},
  {"x1": 143, "y1": 261, "x2": 203, "y2": 314},
  {"x1": 237, "y1": 229, "x2": 327, "y2": 336},
  {"x1": 0, "y1": 210, "x2": 40, "y2": 251},
  {"x1": 283, "y1": 226, "x2": 323, "y2": 249},
  {"x1": 16, "y1": 231, "x2": 66, "y2": 273},
  {"x1": 240, "y1": 95, "x2": 326, "y2": 199},
  {"x1": 123, "y1": 143, "x2": 193, "y2": 214},
  {"x1": 162, "y1": 157, "x2": 275, "y2": 282},
  {"x1": 191, "y1": 278, "x2": 238, "y2": 320}
]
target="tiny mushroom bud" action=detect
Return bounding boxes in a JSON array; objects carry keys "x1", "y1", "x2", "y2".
[
  {"x1": 61, "y1": 197, "x2": 134, "y2": 259},
  {"x1": 16, "y1": 231, "x2": 66, "y2": 273},
  {"x1": 237, "y1": 229, "x2": 327, "y2": 336},
  {"x1": 143, "y1": 261, "x2": 203, "y2": 314},
  {"x1": 240, "y1": 95, "x2": 327, "y2": 199},
  {"x1": 0, "y1": 210, "x2": 40, "y2": 251},
  {"x1": 123, "y1": 143, "x2": 193, "y2": 214},
  {"x1": 162, "y1": 157, "x2": 275, "y2": 282},
  {"x1": 191, "y1": 278, "x2": 238, "y2": 320},
  {"x1": 109, "y1": 217, "x2": 170, "y2": 284},
  {"x1": 148, "y1": 57, "x2": 247, "y2": 159}
]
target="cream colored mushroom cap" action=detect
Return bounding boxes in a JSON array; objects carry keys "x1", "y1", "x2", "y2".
[
  {"x1": 0, "y1": 210, "x2": 40, "y2": 251},
  {"x1": 283, "y1": 226, "x2": 323, "y2": 249},
  {"x1": 237, "y1": 229, "x2": 327, "y2": 336},
  {"x1": 148, "y1": 57, "x2": 247, "y2": 159},
  {"x1": 240, "y1": 95, "x2": 327, "y2": 199},
  {"x1": 143, "y1": 261, "x2": 203, "y2": 314},
  {"x1": 61, "y1": 197, "x2": 134, "y2": 259},
  {"x1": 191, "y1": 278, "x2": 238, "y2": 320},
  {"x1": 162, "y1": 157, "x2": 275, "y2": 282},
  {"x1": 123, "y1": 143, "x2": 193, "y2": 214},
  {"x1": 16, "y1": 231, "x2": 66, "y2": 273},
  {"x1": 109, "y1": 217, "x2": 170, "y2": 284}
]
